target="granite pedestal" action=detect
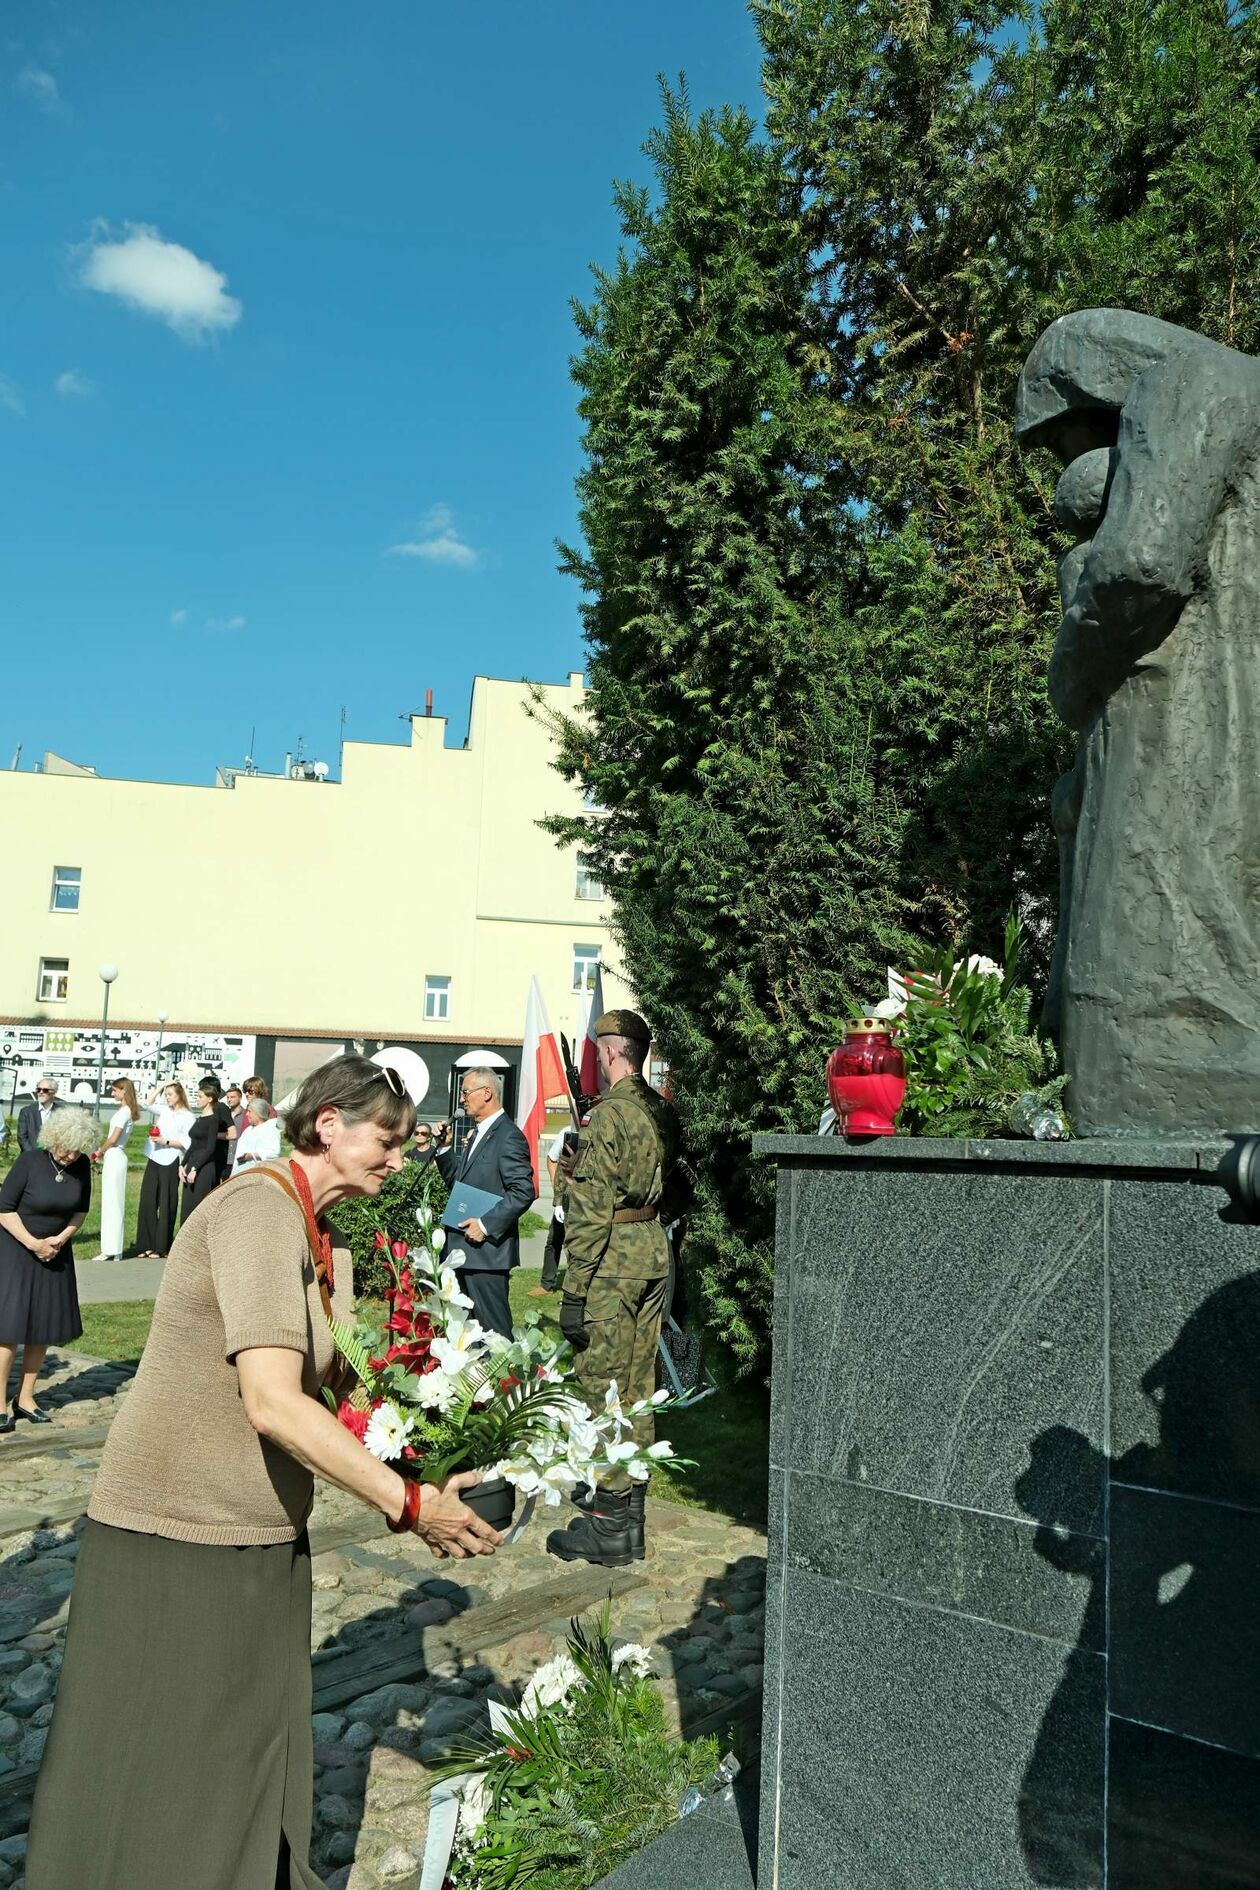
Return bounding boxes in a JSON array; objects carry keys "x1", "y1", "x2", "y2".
[{"x1": 753, "y1": 1134, "x2": 1260, "y2": 1889}]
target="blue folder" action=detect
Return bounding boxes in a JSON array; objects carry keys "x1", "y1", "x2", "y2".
[{"x1": 441, "y1": 1181, "x2": 503, "y2": 1231}]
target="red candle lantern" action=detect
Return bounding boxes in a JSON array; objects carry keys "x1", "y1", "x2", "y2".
[{"x1": 826, "y1": 1019, "x2": 907, "y2": 1137}]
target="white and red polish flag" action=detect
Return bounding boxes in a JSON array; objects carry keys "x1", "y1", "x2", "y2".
[
  {"x1": 516, "y1": 976, "x2": 569, "y2": 1192},
  {"x1": 578, "y1": 960, "x2": 606, "y2": 1099}
]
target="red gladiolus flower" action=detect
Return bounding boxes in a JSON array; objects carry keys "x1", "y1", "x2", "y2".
[
  {"x1": 374, "y1": 1231, "x2": 389, "y2": 1250},
  {"x1": 391, "y1": 1239, "x2": 409, "y2": 1261},
  {"x1": 499, "y1": 1374, "x2": 521, "y2": 1393},
  {"x1": 336, "y1": 1402, "x2": 370, "y2": 1442},
  {"x1": 505, "y1": 1743, "x2": 531, "y2": 1762}
]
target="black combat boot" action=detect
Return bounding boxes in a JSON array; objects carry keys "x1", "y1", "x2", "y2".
[
  {"x1": 547, "y1": 1484, "x2": 646, "y2": 1566},
  {"x1": 570, "y1": 1480, "x2": 594, "y2": 1511}
]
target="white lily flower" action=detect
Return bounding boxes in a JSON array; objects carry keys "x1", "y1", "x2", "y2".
[
  {"x1": 430, "y1": 1227, "x2": 445, "y2": 1253},
  {"x1": 965, "y1": 953, "x2": 1002, "y2": 980},
  {"x1": 603, "y1": 1380, "x2": 633, "y2": 1436},
  {"x1": 437, "y1": 1267, "x2": 474, "y2": 1309},
  {"x1": 873, "y1": 995, "x2": 905, "y2": 1019},
  {"x1": 604, "y1": 1438, "x2": 642, "y2": 1464},
  {"x1": 431, "y1": 1309, "x2": 487, "y2": 1376},
  {"x1": 363, "y1": 1403, "x2": 413, "y2": 1462},
  {"x1": 646, "y1": 1439, "x2": 674, "y2": 1459}
]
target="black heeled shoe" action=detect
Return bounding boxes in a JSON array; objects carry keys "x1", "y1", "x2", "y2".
[
  {"x1": 0, "y1": 1410, "x2": 16, "y2": 1436},
  {"x1": 12, "y1": 1398, "x2": 51, "y2": 1426}
]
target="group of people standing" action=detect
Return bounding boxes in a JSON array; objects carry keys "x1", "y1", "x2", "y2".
[
  {"x1": 0, "y1": 1071, "x2": 281, "y2": 1436},
  {"x1": 15, "y1": 1070, "x2": 280, "y2": 1263}
]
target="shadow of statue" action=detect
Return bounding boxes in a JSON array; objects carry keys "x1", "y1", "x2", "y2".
[{"x1": 1016, "y1": 1269, "x2": 1260, "y2": 1889}]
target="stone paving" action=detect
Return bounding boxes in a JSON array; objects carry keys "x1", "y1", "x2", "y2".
[{"x1": 0, "y1": 1350, "x2": 766, "y2": 1890}]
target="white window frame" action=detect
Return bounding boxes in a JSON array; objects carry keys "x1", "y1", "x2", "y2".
[
  {"x1": 38, "y1": 957, "x2": 70, "y2": 1003},
  {"x1": 575, "y1": 852, "x2": 604, "y2": 901},
  {"x1": 50, "y1": 865, "x2": 81, "y2": 913},
  {"x1": 572, "y1": 944, "x2": 601, "y2": 995},
  {"x1": 424, "y1": 975, "x2": 451, "y2": 1023}
]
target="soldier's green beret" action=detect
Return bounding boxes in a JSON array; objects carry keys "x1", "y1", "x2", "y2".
[{"x1": 593, "y1": 1008, "x2": 652, "y2": 1046}]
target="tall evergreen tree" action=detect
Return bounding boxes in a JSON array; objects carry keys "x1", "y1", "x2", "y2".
[{"x1": 539, "y1": 90, "x2": 903, "y2": 1368}]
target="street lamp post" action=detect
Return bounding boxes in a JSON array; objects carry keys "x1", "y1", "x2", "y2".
[
  {"x1": 155, "y1": 1010, "x2": 169, "y2": 1092},
  {"x1": 96, "y1": 964, "x2": 119, "y2": 1119}
]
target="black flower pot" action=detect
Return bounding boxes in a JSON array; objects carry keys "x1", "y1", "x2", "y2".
[{"x1": 461, "y1": 1475, "x2": 516, "y2": 1531}]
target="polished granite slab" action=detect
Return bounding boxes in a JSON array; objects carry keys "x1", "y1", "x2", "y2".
[
  {"x1": 592, "y1": 1775, "x2": 757, "y2": 1889},
  {"x1": 757, "y1": 1135, "x2": 1260, "y2": 1888}
]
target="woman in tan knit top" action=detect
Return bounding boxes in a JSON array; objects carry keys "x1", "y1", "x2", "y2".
[{"x1": 26, "y1": 1055, "x2": 500, "y2": 1890}]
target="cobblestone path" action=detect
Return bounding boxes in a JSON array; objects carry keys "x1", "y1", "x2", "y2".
[{"x1": 0, "y1": 1351, "x2": 766, "y2": 1890}]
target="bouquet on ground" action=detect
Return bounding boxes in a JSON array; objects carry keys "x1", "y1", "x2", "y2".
[
  {"x1": 430, "y1": 1605, "x2": 726, "y2": 1890},
  {"x1": 326, "y1": 1201, "x2": 689, "y2": 1509}
]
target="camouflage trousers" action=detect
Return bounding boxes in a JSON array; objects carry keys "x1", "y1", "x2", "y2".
[{"x1": 574, "y1": 1271, "x2": 669, "y2": 1494}]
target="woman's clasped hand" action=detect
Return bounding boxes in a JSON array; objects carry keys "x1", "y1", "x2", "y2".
[{"x1": 411, "y1": 1469, "x2": 502, "y2": 1559}]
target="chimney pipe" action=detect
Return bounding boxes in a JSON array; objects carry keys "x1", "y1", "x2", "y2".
[
  {"x1": 425, "y1": 689, "x2": 433, "y2": 718},
  {"x1": 283, "y1": 753, "x2": 292, "y2": 778}
]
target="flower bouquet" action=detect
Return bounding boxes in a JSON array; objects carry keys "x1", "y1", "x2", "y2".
[
  {"x1": 421, "y1": 1606, "x2": 726, "y2": 1890},
  {"x1": 326, "y1": 1201, "x2": 688, "y2": 1530}
]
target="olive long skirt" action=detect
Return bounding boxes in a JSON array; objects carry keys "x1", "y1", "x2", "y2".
[{"x1": 26, "y1": 1520, "x2": 324, "y2": 1890}]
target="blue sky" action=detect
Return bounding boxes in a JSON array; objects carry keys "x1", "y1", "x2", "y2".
[{"x1": 0, "y1": 0, "x2": 763, "y2": 785}]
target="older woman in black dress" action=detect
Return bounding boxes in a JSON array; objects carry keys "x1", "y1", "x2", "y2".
[{"x1": 0, "y1": 1106, "x2": 94, "y2": 1432}]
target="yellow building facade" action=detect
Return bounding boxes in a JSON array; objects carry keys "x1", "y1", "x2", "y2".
[{"x1": 0, "y1": 673, "x2": 629, "y2": 1114}]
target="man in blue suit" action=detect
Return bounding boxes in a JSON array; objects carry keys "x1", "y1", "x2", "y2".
[{"x1": 415, "y1": 1067, "x2": 534, "y2": 1338}]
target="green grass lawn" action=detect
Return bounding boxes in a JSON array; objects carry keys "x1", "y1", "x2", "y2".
[{"x1": 74, "y1": 1268, "x2": 769, "y2": 1528}]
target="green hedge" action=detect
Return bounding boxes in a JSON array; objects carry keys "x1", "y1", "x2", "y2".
[{"x1": 328, "y1": 1158, "x2": 449, "y2": 1300}]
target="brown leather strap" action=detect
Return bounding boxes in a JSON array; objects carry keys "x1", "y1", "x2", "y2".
[
  {"x1": 611, "y1": 1205, "x2": 659, "y2": 1225},
  {"x1": 243, "y1": 1167, "x2": 334, "y2": 1320}
]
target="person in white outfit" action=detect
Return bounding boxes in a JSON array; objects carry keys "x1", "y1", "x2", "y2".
[
  {"x1": 135, "y1": 1083, "x2": 194, "y2": 1257},
  {"x1": 94, "y1": 1079, "x2": 140, "y2": 1262},
  {"x1": 231, "y1": 1097, "x2": 282, "y2": 1173}
]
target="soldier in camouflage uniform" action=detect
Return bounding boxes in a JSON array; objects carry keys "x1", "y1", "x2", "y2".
[{"x1": 547, "y1": 1009, "x2": 681, "y2": 1568}]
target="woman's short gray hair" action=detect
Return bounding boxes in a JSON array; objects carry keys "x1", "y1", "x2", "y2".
[
  {"x1": 246, "y1": 1097, "x2": 270, "y2": 1122},
  {"x1": 37, "y1": 1108, "x2": 98, "y2": 1158}
]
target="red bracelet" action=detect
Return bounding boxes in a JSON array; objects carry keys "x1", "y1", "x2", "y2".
[{"x1": 387, "y1": 1478, "x2": 422, "y2": 1534}]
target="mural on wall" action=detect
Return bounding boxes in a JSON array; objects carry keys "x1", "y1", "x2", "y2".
[{"x1": 0, "y1": 1027, "x2": 258, "y2": 1111}]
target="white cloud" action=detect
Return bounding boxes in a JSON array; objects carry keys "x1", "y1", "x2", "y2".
[
  {"x1": 388, "y1": 503, "x2": 480, "y2": 568},
  {"x1": 79, "y1": 222, "x2": 242, "y2": 343},
  {"x1": 16, "y1": 66, "x2": 64, "y2": 115},
  {"x1": 0, "y1": 375, "x2": 25, "y2": 418},
  {"x1": 54, "y1": 368, "x2": 94, "y2": 398},
  {"x1": 205, "y1": 613, "x2": 247, "y2": 633},
  {"x1": 169, "y1": 608, "x2": 188, "y2": 626}
]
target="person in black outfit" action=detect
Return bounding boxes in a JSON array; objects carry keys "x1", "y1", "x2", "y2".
[
  {"x1": 16, "y1": 1075, "x2": 60, "y2": 1154},
  {"x1": 196, "y1": 1075, "x2": 236, "y2": 1185},
  {"x1": 179, "y1": 1083, "x2": 223, "y2": 1223},
  {"x1": 0, "y1": 1106, "x2": 93, "y2": 1431}
]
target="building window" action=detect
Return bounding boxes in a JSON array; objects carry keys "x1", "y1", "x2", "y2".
[
  {"x1": 575, "y1": 852, "x2": 604, "y2": 901},
  {"x1": 50, "y1": 866, "x2": 81, "y2": 912},
  {"x1": 424, "y1": 976, "x2": 451, "y2": 1023},
  {"x1": 573, "y1": 945, "x2": 601, "y2": 995},
  {"x1": 38, "y1": 958, "x2": 69, "y2": 1003}
]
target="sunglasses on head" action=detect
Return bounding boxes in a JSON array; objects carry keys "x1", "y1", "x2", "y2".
[{"x1": 373, "y1": 1065, "x2": 407, "y2": 1099}]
